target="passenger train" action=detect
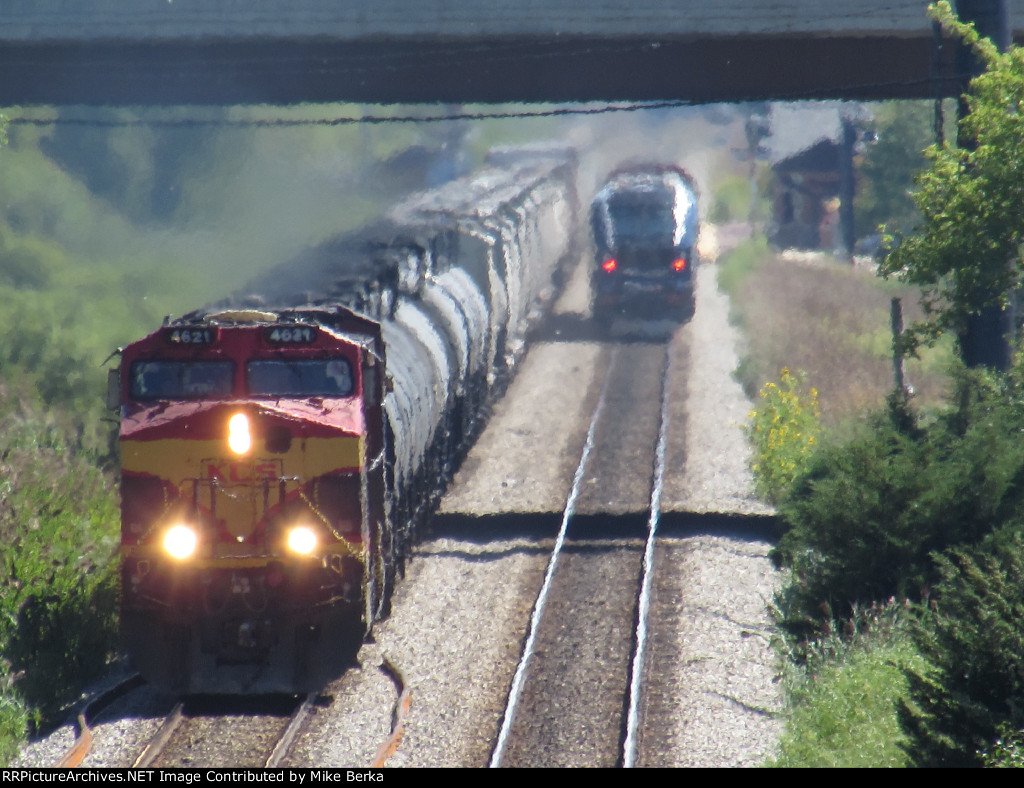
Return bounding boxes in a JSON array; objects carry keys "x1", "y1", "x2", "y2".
[{"x1": 112, "y1": 146, "x2": 580, "y2": 694}]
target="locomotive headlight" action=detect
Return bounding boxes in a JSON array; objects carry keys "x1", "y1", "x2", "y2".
[
  {"x1": 163, "y1": 524, "x2": 198, "y2": 560},
  {"x1": 227, "y1": 413, "x2": 252, "y2": 455},
  {"x1": 287, "y1": 526, "x2": 318, "y2": 556}
]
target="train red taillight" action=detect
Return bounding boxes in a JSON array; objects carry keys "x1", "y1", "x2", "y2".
[
  {"x1": 601, "y1": 258, "x2": 618, "y2": 273},
  {"x1": 671, "y1": 257, "x2": 688, "y2": 272}
]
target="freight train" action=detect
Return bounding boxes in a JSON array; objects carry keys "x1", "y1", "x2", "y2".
[
  {"x1": 112, "y1": 146, "x2": 579, "y2": 694},
  {"x1": 590, "y1": 164, "x2": 699, "y2": 322}
]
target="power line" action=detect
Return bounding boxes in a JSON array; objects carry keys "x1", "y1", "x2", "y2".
[
  {"x1": 5, "y1": 101, "x2": 694, "y2": 128},
  {"x1": 3, "y1": 72, "x2": 962, "y2": 130}
]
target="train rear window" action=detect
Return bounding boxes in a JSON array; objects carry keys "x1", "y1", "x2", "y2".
[
  {"x1": 247, "y1": 359, "x2": 354, "y2": 397},
  {"x1": 608, "y1": 194, "x2": 675, "y2": 244},
  {"x1": 131, "y1": 361, "x2": 235, "y2": 400}
]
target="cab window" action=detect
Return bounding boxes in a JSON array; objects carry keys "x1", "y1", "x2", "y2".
[
  {"x1": 247, "y1": 359, "x2": 354, "y2": 397},
  {"x1": 607, "y1": 192, "x2": 675, "y2": 245},
  {"x1": 131, "y1": 360, "x2": 235, "y2": 400}
]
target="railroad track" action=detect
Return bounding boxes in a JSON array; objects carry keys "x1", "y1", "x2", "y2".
[
  {"x1": 57, "y1": 659, "x2": 410, "y2": 768},
  {"x1": 489, "y1": 337, "x2": 677, "y2": 768},
  {"x1": 131, "y1": 693, "x2": 314, "y2": 768}
]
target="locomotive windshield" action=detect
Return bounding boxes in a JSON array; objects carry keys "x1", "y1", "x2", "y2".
[
  {"x1": 131, "y1": 360, "x2": 235, "y2": 400},
  {"x1": 606, "y1": 191, "x2": 676, "y2": 246},
  {"x1": 247, "y1": 359, "x2": 354, "y2": 397}
]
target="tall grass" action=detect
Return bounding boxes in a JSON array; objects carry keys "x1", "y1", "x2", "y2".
[
  {"x1": 0, "y1": 398, "x2": 120, "y2": 764},
  {"x1": 719, "y1": 245, "x2": 953, "y2": 430},
  {"x1": 769, "y1": 602, "x2": 927, "y2": 768}
]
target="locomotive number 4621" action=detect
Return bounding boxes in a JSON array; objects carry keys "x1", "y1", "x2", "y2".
[
  {"x1": 164, "y1": 328, "x2": 216, "y2": 345},
  {"x1": 265, "y1": 325, "x2": 318, "y2": 344}
]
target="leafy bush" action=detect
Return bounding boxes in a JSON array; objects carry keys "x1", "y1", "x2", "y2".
[
  {"x1": 879, "y1": 3, "x2": 1024, "y2": 355},
  {"x1": 773, "y1": 366, "x2": 1024, "y2": 639},
  {"x1": 900, "y1": 533, "x2": 1024, "y2": 767},
  {"x1": 0, "y1": 680, "x2": 28, "y2": 766},
  {"x1": 854, "y1": 101, "x2": 932, "y2": 239},
  {"x1": 744, "y1": 367, "x2": 821, "y2": 504},
  {"x1": 981, "y1": 725, "x2": 1024, "y2": 768}
]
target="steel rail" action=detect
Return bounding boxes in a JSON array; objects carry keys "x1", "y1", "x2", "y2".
[
  {"x1": 623, "y1": 346, "x2": 673, "y2": 767},
  {"x1": 132, "y1": 701, "x2": 184, "y2": 768},
  {"x1": 265, "y1": 694, "x2": 316, "y2": 768}
]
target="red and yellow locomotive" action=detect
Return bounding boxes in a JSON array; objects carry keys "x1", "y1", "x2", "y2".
[
  {"x1": 116, "y1": 307, "x2": 389, "y2": 694},
  {"x1": 113, "y1": 144, "x2": 581, "y2": 695}
]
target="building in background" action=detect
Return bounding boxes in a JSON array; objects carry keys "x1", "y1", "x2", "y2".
[{"x1": 766, "y1": 102, "x2": 870, "y2": 254}]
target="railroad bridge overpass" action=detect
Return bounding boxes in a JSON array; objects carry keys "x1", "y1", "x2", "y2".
[{"x1": 2, "y1": 1, "x2": 1023, "y2": 106}]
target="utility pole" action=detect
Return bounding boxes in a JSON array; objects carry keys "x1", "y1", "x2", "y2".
[
  {"x1": 955, "y1": 0, "x2": 1013, "y2": 370},
  {"x1": 838, "y1": 114, "x2": 857, "y2": 262},
  {"x1": 744, "y1": 103, "x2": 771, "y2": 224}
]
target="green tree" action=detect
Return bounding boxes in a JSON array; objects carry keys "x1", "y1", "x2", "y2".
[
  {"x1": 880, "y1": 2, "x2": 1024, "y2": 354},
  {"x1": 855, "y1": 102, "x2": 932, "y2": 239}
]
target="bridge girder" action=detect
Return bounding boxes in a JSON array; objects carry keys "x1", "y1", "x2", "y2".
[{"x1": 0, "y1": 33, "x2": 971, "y2": 106}]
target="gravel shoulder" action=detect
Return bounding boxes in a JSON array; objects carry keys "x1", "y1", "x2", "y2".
[
  {"x1": 662, "y1": 262, "x2": 774, "y2": 516},
  {"x1": 641, "y1": 533, "x2": 782, "y2": 767}
]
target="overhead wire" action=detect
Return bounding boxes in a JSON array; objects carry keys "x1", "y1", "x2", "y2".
[
  {"x1": 5, "y1": 102, "x2": 695, "y2": 128},
  {"x1": 2, "y1": 75, "x2": 968, "y2": 130}
]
